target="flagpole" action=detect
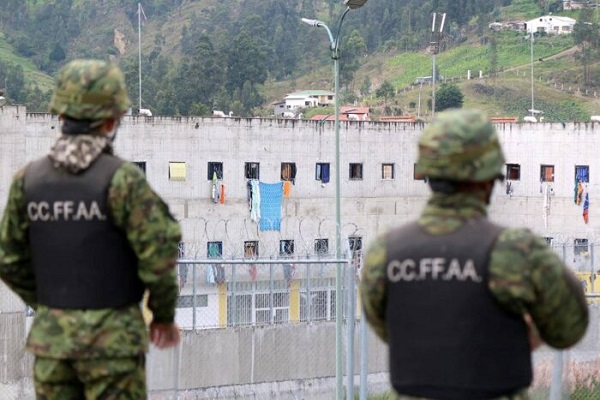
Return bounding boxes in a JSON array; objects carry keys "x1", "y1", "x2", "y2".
[{"x1": 138, "y1": 2, "x2": 142, "y2": 112}]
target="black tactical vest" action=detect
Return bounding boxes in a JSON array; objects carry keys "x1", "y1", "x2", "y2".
[
  {"x1": 24, "y1": 154, "x2": 144, "y2": 309},
  {"x1": 384, "y1": 218, "x2": 532, "y2": 400}
]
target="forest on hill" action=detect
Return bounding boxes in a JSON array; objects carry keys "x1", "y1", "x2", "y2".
[{"x1": 0, "y1": 0, "x2": 597, "y2": 119}]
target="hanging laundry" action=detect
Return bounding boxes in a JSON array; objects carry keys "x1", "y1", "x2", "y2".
[
  {"x1": 283, "y1": 263, "x2": 296, "y2": 286},
  {"x1": 213, "y1": 264, "x2": 226, "y2": 285},
  {"x1": 583, "y1": 193, "x2": 589, "y2": 224},
  {"x1": 321, "y1": 164, "x2": 330, "y2": 183},
  {"x1": 220, "y1": 183, "x2": 226, "y2": 204},
  {"x1": 206, "y1": 265, "x2": 216, "y2": 285},
  {"x1": 248, "y1": 264, "x2": 257, "y2": 281},
  {"x1": 247, "y1": 180, "x2": 253, "y2": 210},
  {"x1": 178, "y1": 264, "x2": 189, "y2": 290},
  {"x1": 543, "y1": 184, "x2": 550, "y2": 229},
  {"x1": 259, "y1": 181, "x2": 283, "y2": 231},
  {"x1": 250, "y1": 180, "x2": 261, "y2": 223},
  {"x1": 576, "y1": 181, "x2": 584, "y2": 205},
  {"x1": 283, "y1": 180, "x2": 292, "y2": 197},
  {"x1": 211, "y1": 171, "x2": 219, "y2": 203}
]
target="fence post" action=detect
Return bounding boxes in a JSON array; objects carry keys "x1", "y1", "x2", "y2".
[
  {"x1": 359, "y1": 309, "x2": 368, "y2": 400},
  {"x1": 549, "y1": 351, "x2": 565, "y2": 400},
  {"x1": 232, "y1": 263, "x2": 237, "y2": 325},
  {"x1": 346, "y1": 260, "x2": 356, "y2": 400},
  {"x1": 269, "y1": 263, "x2": 274, "y2": 324},
  {"x1": 307, "y1": 263, "x2": 312, "y2": 323},
  {"x1": 591, "y1": 243, "x2": 595, "y2": 291},
  {"x1": 192, "y1": 264, "x2": 197, "y2": 328}
]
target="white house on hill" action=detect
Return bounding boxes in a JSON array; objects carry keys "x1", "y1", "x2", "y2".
[
  {"x1": 272, "y1": 90, "x2": 337, "y2": 118},
  {"x1": 526, "y1": 15, "x2": 576, "y2": 35},
  {"x1": 284, "y1": 90, "x2": 335, "y2": 109}
]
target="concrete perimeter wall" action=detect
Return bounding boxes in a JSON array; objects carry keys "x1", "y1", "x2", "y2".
[{"x1": 2, "y1": 307, "x2": 600, "y2": 399}]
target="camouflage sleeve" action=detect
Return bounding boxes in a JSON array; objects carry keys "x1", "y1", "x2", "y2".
[
  {"x1": 360, "y1": 235, "x2": 389, "y2": 342},
  {"x1": 0, "y1": 168, "x2": 37, "y2": 307},
  {"x1": 489, "y1": 228, "x2": 589, "y2": 349},
  {"x1": 108, "y1": 162, "x2": 182, "y2": 324}
]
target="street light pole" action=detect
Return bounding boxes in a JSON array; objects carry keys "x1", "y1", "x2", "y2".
[
  {"x1": 430, "y1": 12, "x2": 446, "y2": 119},
  {"x1": 301, "y1": 2, "x2": 368, "y2": 399}
]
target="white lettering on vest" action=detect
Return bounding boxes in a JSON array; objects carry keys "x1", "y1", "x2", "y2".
[
  {"x1": 27, "y1": 201, "x2": 107, "y2": 222},
  {"x1": 387, "y1": 257, "x2": 482, "y2": 283},
  {"x1": 388, "y1": 259, "x2": 417, "y2": 282}
]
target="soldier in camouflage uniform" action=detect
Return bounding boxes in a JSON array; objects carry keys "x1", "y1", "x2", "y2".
[
  {"x1": 0, "y1": 59, "x2": 181, "y2": 399},
  {"x1": 360, "y1": 109, "x2": 589, "y2": 400}
]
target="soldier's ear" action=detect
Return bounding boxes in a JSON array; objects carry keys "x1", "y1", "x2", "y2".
[{"x1": 98, "y1": 118, "x2": 118, "y2": 136}]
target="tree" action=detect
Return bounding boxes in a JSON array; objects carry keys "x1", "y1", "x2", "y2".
[
  {"x1": 49, "y1": 43, "x2": 66, "y2": 63},
  {"x1": 340, "y1": 29, "x2": 367, "y2": 91},
  {"x1": 221, "y1": 15, "x2": 273, "y2": 114},
  {"x1": 435, "y1": 83, "x2": 464, "y2": 111},
  {"x1": 573, "y1": 9, "x2": 598, "y2": 86},
  {"x1": 375, "y1": 80, "x2": 395, "y2": 102},
  {"x1": 360, "y1": 76, "x2": 372, "y2": 97}
]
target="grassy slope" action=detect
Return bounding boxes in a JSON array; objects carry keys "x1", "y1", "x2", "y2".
[{"x1": 0, "y1": 33, "x2": 53, "y2": 92}]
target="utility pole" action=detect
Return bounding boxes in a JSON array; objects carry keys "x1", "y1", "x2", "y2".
[{"x1": 138, "y1": 2, "x2": 147, "y2": 113}]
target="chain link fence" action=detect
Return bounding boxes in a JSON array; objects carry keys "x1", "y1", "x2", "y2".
[{"x1": 2, "y1": 242, "x2": 600, "y2": 399}]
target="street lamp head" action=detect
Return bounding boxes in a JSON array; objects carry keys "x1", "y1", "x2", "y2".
[
  {"x1": 301, "y1": 17, "x2": 321, "y2": 27},
  {"x1": 344, "y1": 0, "x2": 368, "y2": 9}
]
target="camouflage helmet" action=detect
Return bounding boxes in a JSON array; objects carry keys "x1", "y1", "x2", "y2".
[
  {"x1": 49, "y1": 59, "x2": 131, "y2": 120},
  {"x1": 415, "y1": 109, "x2": 505, "y2": 182}
]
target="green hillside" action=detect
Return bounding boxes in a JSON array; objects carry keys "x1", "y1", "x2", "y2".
[
  {"x1": 0, "y1": 0, "x2": 599, "y2": 120},
  {"x1": 0, "y1": 32, "x2": 53, "y2": 92}
]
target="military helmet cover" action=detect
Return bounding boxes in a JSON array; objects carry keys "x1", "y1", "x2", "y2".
[
  {"x1": 49, "y1": 59, "x2": 131, "y2": 120},
  {"x1": 415, "y1": 109, "x2": 505, "y2": 182}
]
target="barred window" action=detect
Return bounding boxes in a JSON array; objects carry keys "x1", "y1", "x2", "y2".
[
  {"x1": 280, "y1": 240, "x2": 294, "y2": 256},
  {"x1": 540, "y1": 165, "x2": 554, "y2": 182},
  {"x1": 244, "y1": 241, "x2": 259, "y2": 258},
  {"x1": 349, "y1": 163, "x2": 363, "y2": 180},
  {"x1": 382, "y1": 163, "x2": 394, "y2": 179},
  {"x1": 315, "y1": 239, "x2": 329, "y2": 255},
  {"x1": 506, "y1": 164, "x2": 520, "y2": 180},
  {"x1": 208, "y1": 162, "x2": 223, "y2": 180},
  {"x1": 414, "y1": 163, "x2": 426, "y2": 181},
  {"x1": 133, "y1": 161, "x2": 146, "y2": 174},
  {"x1": 207, "y1": 241, "x2": 223, "y2": 258},
  {"x1": 281, "y1": 162, "x2": 297, "y2": 181},
  {"x1": 575, "y1": 165, "x2": 589, "y2": 183},
  {"x1": 245, "y1": 162, "x2": 260, "y2": 180},
  {"x1": 348, "y1": 236, "x2": 362, "y2": 253}
]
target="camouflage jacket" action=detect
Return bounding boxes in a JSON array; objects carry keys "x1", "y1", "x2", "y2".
[
  {"x1": 360, "y1": 192, "x2": 589, "y2": 399},
  {"x1": 0, "y1": 134, "x2": 181, "y2": 359}
]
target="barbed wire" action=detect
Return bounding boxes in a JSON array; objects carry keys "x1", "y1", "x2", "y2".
[{"x1": 179, "y1": 216, "x2": 366, "y2": 260}]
